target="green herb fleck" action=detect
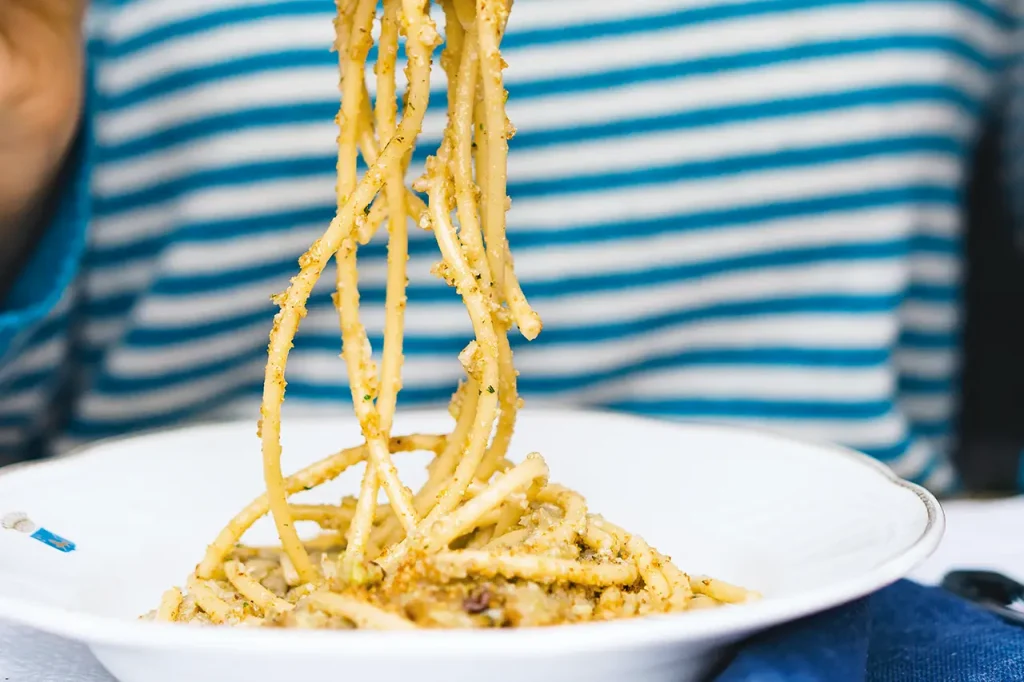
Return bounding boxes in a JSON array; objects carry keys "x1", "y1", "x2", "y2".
[
  {"x1": 487, "y1": 385, "x2": 495, "y2": 394},
  {"x1": 364, "y1": 394, "x2": 372, "y2": 401}
]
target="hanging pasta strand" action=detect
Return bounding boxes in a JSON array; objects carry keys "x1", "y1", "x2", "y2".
[{"x1": 154, "y1": 0, "x2": 757, "y2": 629}]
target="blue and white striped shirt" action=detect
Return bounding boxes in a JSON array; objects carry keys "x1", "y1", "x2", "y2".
[{"x1": 0, "y1": 0, "x2": 1020, "y2": 491}]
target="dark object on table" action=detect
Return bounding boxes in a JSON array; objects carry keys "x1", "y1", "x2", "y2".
[
  {"x1": 942, "y1": 570, "x2": 1024, "y2": 626},
  {"x1": 957, "y1": 116, "x2": 1024, "y2": 493}
]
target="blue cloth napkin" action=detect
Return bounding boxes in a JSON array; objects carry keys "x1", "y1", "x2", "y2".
[{"x1": 714, "y1": 579, "x2": 1024, "y2": 682}]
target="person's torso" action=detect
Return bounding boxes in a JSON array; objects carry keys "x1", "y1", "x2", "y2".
[{"x1": 1, "y1": 0, "x2": 1018, "y2": 490}]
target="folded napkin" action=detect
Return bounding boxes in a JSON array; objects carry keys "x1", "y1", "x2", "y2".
[{"x1": 715, "y1": 579, "x2": 1024, "y2": 682}]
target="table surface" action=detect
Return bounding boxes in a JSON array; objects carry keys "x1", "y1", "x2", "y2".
[{"x1": 3, "y1": 496, "x2": 1023, "y2": 681}]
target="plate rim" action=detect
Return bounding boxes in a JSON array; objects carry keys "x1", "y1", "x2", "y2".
[{"x1": 0, "y1": 409, "x2": 945, "y2": 656}]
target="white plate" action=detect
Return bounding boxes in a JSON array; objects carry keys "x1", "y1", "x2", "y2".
[{"x1": 0, "y1": 410, "x2": 942, "y2": 682}]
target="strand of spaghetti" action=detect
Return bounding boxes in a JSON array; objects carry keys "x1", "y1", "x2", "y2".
[
  {"x1": 155, "y1": 588, "x2": 182, "y2": 622},
  {"x1": 224, "y1": 560, "x2": 294, "y2": 615},
  {"x1": 372, "y1": 376, "x2": 480, "y2": 550},
  {"x1": 198, "y1": 434, "x2": 444, "y2": 579},
  {"x1": 690, "y1": 576, "x2": 756, "y2": 604},
  {"x1": 581, "y1": 520, "x2": 619, "y2": 554},
  {"x1": 426, "y1": 17, "x2": 516, "y2": 489},
  {"x1": 526, "y1": 485, "x2": 588, "y2": 552},
  {"x1": 589, "y1": 516, "x2": 671, "y2": 599},
  {"x1": 440, "y1": 0, "x2": 466, "y2": 117},
  {"x1": 432, "y1": 550, "x2": 639, "y2": 586},
  {"x1": 483, "y1": 526, "x2": 529, "y2": 549},
  {"x1": 491, "y1": 493, "x2": 527, "y2": 537},
  {"x1": 308, "y1": 592, "x2": 418, "y2": 629},
  {"x1": 442, "y1": 27, "x2": 518, "y2": 483},
  {"x1": 659, "y1": 558, "x2": 694, "y2": 609},
  {"x1": 336, "y1": 0, "x2": 400, "y2": 583},
  {"x1": 376, "y1": 138, "x2": 501, "y2": 574},
  {"x1": 472, "y1": 0, "x2": 539, "y2": 340},
  {"x1": 419, "y1": 454, "x2": 547, "y2": 552},
  {"x1": 289, "y1": 504, "x2": 356, "y2": 531},
  {"x1": 258, "y1": 0, "x2": 435, "y2": 583},
  {"x1": 352, "y1": 80, "x2": 427, "y2": 232},
  {"x1": 186, "y1": 576, "x2": 236, "y2": 624},
  {"x1": 373, "y1": 0, "x2": 408, "y2": 436},
  {"x1": 475, "y1": 0, "x2": 511, "y2": 294}
]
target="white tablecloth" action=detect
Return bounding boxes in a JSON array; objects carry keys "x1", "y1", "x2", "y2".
[{"x1": 3, "y1": 497, "x2": 1024, "y2": 681}]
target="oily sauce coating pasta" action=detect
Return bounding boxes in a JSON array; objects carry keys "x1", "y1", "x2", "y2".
[{"x1": 147, "y1": 0, "x2": 757, "y2": 629}]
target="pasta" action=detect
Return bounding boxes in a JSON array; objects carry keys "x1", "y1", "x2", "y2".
[{"x1": 147, "y1": 0, "x2": 757, "y2": 629}]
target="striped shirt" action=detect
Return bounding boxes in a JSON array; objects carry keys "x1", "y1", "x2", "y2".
[{"x1": 0, "y1": 0, "x2": 1020, "y2": 491}]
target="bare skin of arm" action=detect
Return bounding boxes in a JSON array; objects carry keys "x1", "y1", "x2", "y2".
[{"x1": 0, "y1": 2, "x2": 87, "y2": 298}]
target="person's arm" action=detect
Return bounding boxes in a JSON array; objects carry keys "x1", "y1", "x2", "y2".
[{"x1": 0, "y1": 1, "x2": 87, "y2": 298}]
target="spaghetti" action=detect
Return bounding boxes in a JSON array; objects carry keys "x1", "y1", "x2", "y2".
[{"x1": 148, "y1": 0, "x2": 757, "y2": 629}]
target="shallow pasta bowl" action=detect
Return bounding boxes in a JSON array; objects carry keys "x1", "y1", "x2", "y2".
[{"x1": 0, "y1": 410, "x2": 942, "y2": 682}]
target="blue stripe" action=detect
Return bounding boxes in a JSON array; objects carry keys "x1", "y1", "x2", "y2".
[
  {"x1": 0, "y1": 415, "x2": 30, "y2": 430},
  {"x1": 67, "y1": 383, "x2": 262, "y2": 437},
  {"x1": 95, "y1": 133, "x2": 963, "y2": 219},
  {"x1": 899, "y1": 330, "x2": 959, "y2": 349},
  {"x1": 4, "y1": 369, "x2": 58, "y2": 393},
  {"x1": 89, "y1": 344, "x2": 891, "y2": 395},
  {"x1": 86, "y1": 183, "x2": 959, "y2": 268},
  {"x1": 145, "y1": 240, "x2": 913, "y2": 300},
  {"x1": 899, "y1": 375, "x2": 958, "y2": 392},
  {"x1": 96, "y1": 82, "x2": 978, "y2": 163},
  {"x1": 905, "y1": 283, "x2": 959, "y2": 302},
  {"x1": 911, "y1": 234, "x2": 960, "y2": 253},
  {"x1": 861, "y1": 434, "x2": 914, "y2": 461},
  {"x1": 99, "y1": 33, "x2": 993, "y2": 112},
  {"x1": 117, "y1": 293, "x2": 901, "y2": 347},
  {"x1": 914, "y1": 419, "x2": 953, "y2": 437},
  {"x1": 101, "y1": 0, "x2": 1013, "y2": 60}
]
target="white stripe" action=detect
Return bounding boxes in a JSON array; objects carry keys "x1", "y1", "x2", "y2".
[
  {"x1": 894, "y1": 348, "x2": 958, "y2": 378},
  {"x1": 502, "y1": 2, "x2": 1004, "y2": 84},
  {"x1": 77, "y1": 352, "x2": 902, "y2": 425},
  {"x1": 76, "y1": 357, "x2": 266, "y2": 423},
  {"x1": 103, "y1": 0, "x2": 695, "y2": 45},
  {"x1": 154, "y1": 205, "x2": 937, "y2": 281},
  {"x1": 83, "y1": 203, "x2": 958, "y2": 308},
  {"x1": 83, "y1": 259, "x2": 155, "y2": 299},
  {"x1": 0, "y1": 428, "x2": 27, "y2": 449},
  {"x1": 908, "y1": 253, "x2": 961, "y2": 285},
  {"x1": 105, "y1": 0, "x2": 320, "y2": 41},
  {"x1": 100, "y1": 2, "x2": 1001, "y2": 100},
  {"x1": 887, "y1": 439, "x2": 934, "y2": 479},
  {"x1": 106, "y1": 313, "x2": 897, "y2": 379},
  {"x1": 95, "y1": 50, "x2": 988, "y2": 149},
  {"x1": 922, "y1": 461, "x2": 956, "y2": 491},
  {"x1": 0, "y1": 336, "x2": 66, "y2": 385},
  {"x1": 288, "y1": 312, "x2": 898, "y2": 386},
  {"x1": 129, "y1": 258, "x2": 908, "y2": 333},
  {"x1": 0, "y1": 390, "x2": 46, "y2": 415},
  {"x1": 98, "y1": 15, "x2": 334, "y2": 94},
  {"x1": 900, "y1": 301, "x2": 959, "y2": 332},
  {"x1": 285, "y1": 352, "x2": 897, "y2": 402},
  {"x1": 900, "y1": 394, "x2": 956, "y2": 422},
  {"x1": 94, "y1": 100, "x2": 971, "y2": 198},
  {"x1": 89, "y1": 151, "x2": 960, "y2": 251},
  {"x1": 509, "y1": 154, "x2": 962, "y2": 230},
  {"x1": 628, "y1": 411, "x2": 910, "y2": 450},
  {"x1": 82, "y1": 318, "x2": 130, "y2": 350},
  {"x1": 564, "y1": 365, "x2": 895, "y2": 401},
  {"x1": 195, "y1": 395, "x2": 913, "y2": 452}
]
